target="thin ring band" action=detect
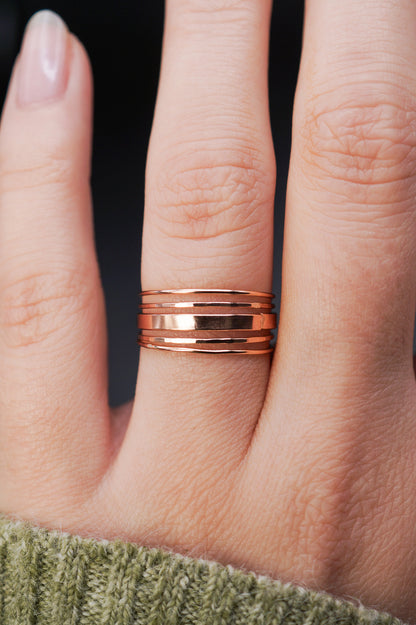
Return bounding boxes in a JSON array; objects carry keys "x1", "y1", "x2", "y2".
[
  {"x1": 139, "y1": 344, "x2": 275, "y2": 355},
  {"x1": 140, "y1": 289, "x2": 273, "y2": 297},
  {"x1": 137, "y1": 288, "x2": 277, "y2": 354},
  {"x1": 140, "y1": 301, "x2": 273, "y2": 309},
  {"x1": 139, "y1": 335, "x2": 274, "y2": 345}
]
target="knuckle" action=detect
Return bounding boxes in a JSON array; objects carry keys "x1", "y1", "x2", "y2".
[
  {"x1": 0, "y1": 269, "x2": 93, "y2": 348},
  {"x1": 0, "y1": 152, "x2": 76, "y2": 196},
  {"x1": 298, "y1": 91, "x2": 416, "y2": 204},
  {"x1": 281, "y1": 425, "x2": 396, "y2": 585},
  {"x1": 149, "y1": 149, "x2": 275, "y2": 241},
  {"x1": 270, "y1": 434, "x2": 357, "y2": 572}
]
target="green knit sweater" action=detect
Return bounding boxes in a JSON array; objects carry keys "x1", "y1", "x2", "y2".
[{"x1": 0, "y1": 514, "x2": 405, "y2": 625}]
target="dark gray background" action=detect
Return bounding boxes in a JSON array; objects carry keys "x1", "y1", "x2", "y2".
[{"x1": 0, "y1": 1, "x2": 304, "y2": 406}]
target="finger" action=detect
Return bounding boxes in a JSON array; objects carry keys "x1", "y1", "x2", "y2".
[
  {"x1": 110, "y1": 0, "x2": 275, "y2": 524},
  {"x1": 0, "y1": 12, "x2": 110, "y2": 515},
  {"x1": 268, "y1": 0, "x2": 416, "y2": 408},
  {"x1": 200, "y1": 0, "x2": 416, "y2": 595},
  {"x1": 244, "y1": 0, "x2": 416, "y2": 581}
]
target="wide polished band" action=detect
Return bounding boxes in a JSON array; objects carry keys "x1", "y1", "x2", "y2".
[{"x1": 137, "y1": 289, "x2": 276, "y2": 354}]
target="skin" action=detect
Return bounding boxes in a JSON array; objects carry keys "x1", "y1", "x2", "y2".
[{"x1": 1, "y1": 0, "x2": 416, "y2": 621}]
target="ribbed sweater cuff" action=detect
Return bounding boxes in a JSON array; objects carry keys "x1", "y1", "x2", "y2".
[{"x1": 0, "y1": 514, "x2": 405, "y2": 625}]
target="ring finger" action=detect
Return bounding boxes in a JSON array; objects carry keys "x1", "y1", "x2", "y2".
[{"x1": 108, "y1": 0, "x2": 276, "y2": 523}]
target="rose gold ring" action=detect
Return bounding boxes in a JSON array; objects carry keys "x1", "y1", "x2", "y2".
[{"x1": 137, "y1": 289, "x2": 276, "y2": 354}]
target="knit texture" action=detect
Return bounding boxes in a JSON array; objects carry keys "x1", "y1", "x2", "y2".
[{"x1": 0, "y1": 514, "x2": 405, "y2": 625}]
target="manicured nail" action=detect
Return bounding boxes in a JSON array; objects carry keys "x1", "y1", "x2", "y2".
[{"x1": 17, "y1": 10, "x2": 69, "y2": 107}]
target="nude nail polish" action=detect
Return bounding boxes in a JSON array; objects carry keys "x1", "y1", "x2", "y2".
[{"x1": 17, "y1": 10, "x2": 69, "y2": 107}]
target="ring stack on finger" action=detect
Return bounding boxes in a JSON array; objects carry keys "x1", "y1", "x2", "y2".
[{"x1": 137, "y1": 289, "x2": 276, "y2": 354}]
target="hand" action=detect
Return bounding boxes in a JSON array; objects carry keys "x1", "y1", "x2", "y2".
[{"x1": 1, "y1": 2, "x2": 415, "y2": 621}]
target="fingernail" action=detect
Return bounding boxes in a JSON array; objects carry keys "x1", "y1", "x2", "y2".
[{"x1": 17, "y1": 10, "x2": 69, "y2": 107}]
